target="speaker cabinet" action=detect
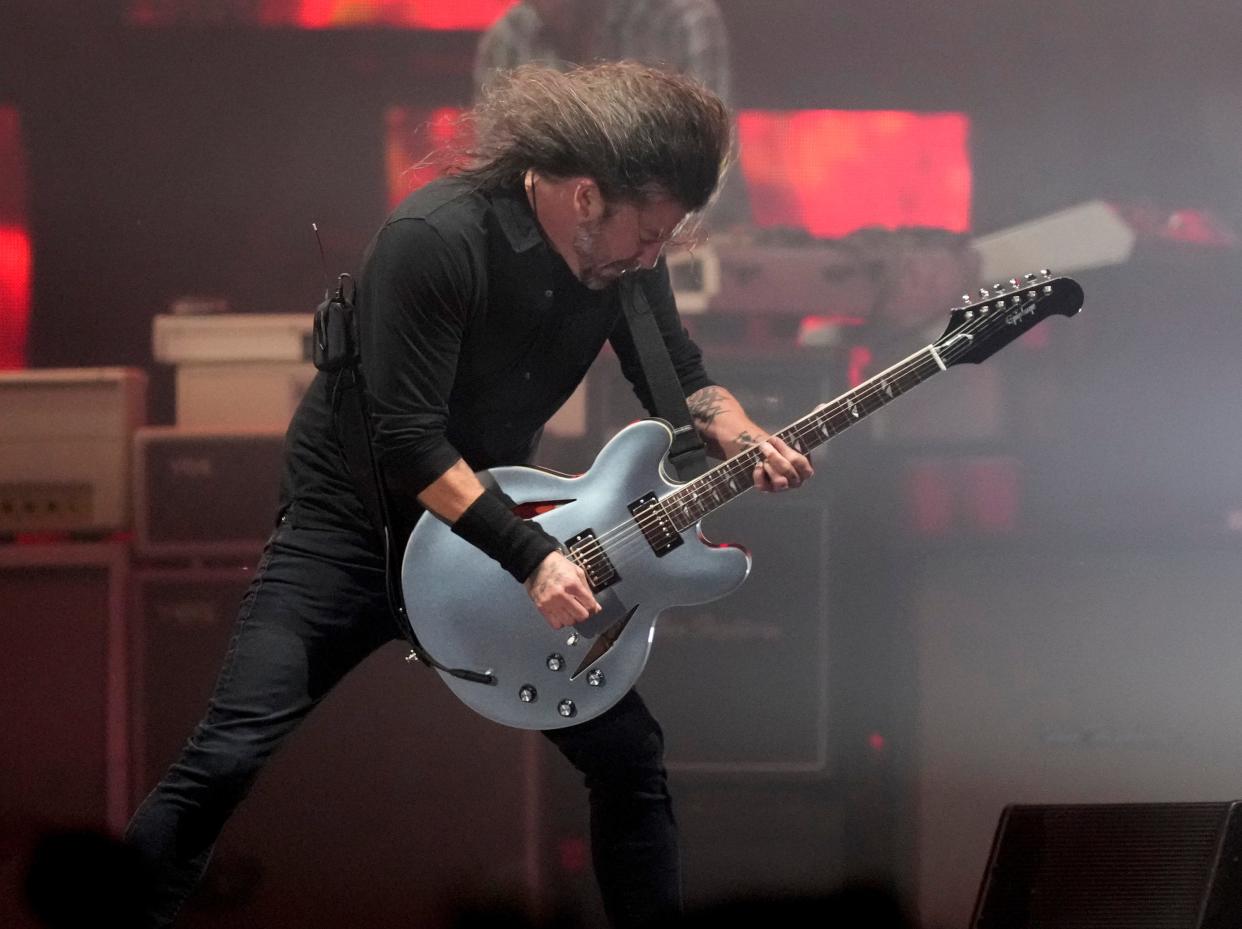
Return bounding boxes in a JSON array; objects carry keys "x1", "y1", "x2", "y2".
[
  {"x1": 915, "y1": 548, "x2": 1242, "y2": 929},
  {"x1": 133, "y1": 428, "x2": 285, "y2": 560},
  {"x1": 641, "y1": 495, "x2": 839, "y2": 909},
  {"x1": 641, "y1": 493, "x2": 831, "y2": 773},
  {"x1": 131, "y1": 568, "x2": 546, "y2": 928},
  {"x1": 972, "y1": 802, "x2": 1242, "y2": 929},
  {"x1": 0, "y1": 543, "x2": 129, "y2": 833}
]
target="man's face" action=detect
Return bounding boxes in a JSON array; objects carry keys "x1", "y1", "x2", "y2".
[{"x1": 570, "y1": 197, "x2": 688, "y2": 290}]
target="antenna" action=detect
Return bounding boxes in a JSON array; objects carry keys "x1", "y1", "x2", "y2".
[{"x1": 311, "y1": 222, "x2": 329, "y2": 295}]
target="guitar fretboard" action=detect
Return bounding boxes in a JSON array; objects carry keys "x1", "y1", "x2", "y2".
[{"x1": 660, "y1": 344, "x2": 949, "y2": 531}]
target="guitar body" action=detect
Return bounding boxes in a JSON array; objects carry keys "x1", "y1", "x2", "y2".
[{"x1": 401, "y1": 419, "x2": 751, "y2": 730}]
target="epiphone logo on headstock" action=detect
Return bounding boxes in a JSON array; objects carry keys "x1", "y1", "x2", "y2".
[{"x1": 1005, "y1": 303, "x2": 1037, "y2": 326}]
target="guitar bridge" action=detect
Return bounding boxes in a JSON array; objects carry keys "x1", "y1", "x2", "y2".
[
  {"x1": 629, "y1": 493, "x2": 682, "y2": 556},
  {"x1": 565, "y1": 529, "x2": 619, "y2": 591}
]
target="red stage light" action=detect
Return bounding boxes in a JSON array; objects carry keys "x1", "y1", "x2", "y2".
[
  {"x1": 0, "y1": 226, "x2": 31, "y2": 370},
  {"x1": 0, "y1": 107, "x2": 29, "y2": 371},
  {"x1": 737, "y1": 109, "x2": 972, "y2": 237},
  {"x1": 385, "y1": 106, "x2": 468, "y2": 211},
  {"x1": 128, "y1": 0, "x2": 517, "y2": 30}
]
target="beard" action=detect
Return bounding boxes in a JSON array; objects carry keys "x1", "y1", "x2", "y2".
[{"x1": 572, "y1": 218, "x2": 631, "y2": 290}]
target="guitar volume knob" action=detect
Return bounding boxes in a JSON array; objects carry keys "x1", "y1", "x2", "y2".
[
  {"x1": 519, "y1": 685, "x2": 538, "y2": 703},
  {"x1": 546, "y1": 653, "x2": 564, "y2": 672},
  {"x1": 587, "y1": 670, "x2": 606, "y2": 687},
  {"x1": 557, "y1": 699, "x2": 577, "y2": 718}
]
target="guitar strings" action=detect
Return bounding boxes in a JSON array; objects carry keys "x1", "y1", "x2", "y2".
[
  {"x1": 560, "y1": 296, "x2": 1039, "y2": 579},
  {"x1": 564, "y1": 300, "x2": 1019, "y2": 578},
  {"x1": 565, "y1": 341, "x2": 961, "y2": 577},
  {"x1": 576, "y1": 339, "x2": 944, "y2": 561}
]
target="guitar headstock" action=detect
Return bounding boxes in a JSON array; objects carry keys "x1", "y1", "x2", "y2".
[{"x1": 936, "y1": 271, "x2": 1084, "y2": 366}]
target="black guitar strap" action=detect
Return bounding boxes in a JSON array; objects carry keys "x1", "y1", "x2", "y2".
[
  {"x1": 315, "y1": 275, "x2": 494, "y2": 686},
  {"x1": 620, "y1": 275, "x2": 710, "y2": 481}
]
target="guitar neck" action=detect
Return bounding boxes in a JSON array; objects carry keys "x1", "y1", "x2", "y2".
[{"x1": 662, "y1": 343, "x2": 950, "y2": 530}]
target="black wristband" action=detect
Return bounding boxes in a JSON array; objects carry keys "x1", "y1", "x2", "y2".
[{"x1": 451, "y1": 490, "x2": 560, "y2": 583}]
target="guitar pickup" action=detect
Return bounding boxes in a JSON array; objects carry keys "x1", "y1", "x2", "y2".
[
  {"x1": 628, "y1": 493, "x2": 683, "y2": 556},
  {"x1": 565, "y1": 529, "x2": 620, "y2": 591}
]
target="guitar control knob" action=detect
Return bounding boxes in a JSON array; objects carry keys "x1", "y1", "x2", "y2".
[
  {"x1": 519, "y1": 685, "x2": 538, "y2": 703},
  {"x1": 587, "y1": 670, "x2": 606, "y2": 687},
  {"x1": 546, "y1": 653, "x2": 564, "y2": 672},
  {"x1": 557, "y1": 699, "x2": 577, "y2": 718},
  {"x1": 566, "y1": 632, "x2": 580, "y2": 646}
]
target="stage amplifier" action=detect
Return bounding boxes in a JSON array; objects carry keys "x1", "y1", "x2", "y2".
[
  {"x1": 973, "y1": 802, "x2": 1242, "y2": 929},
  {"x1": 0, "y1": 367, "x2": 146, "y2": 535},
  {"x1": 133, "y1": 427, "x2": 285, "y2": 561}
]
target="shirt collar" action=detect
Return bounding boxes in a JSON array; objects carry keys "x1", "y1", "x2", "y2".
[{"x1": 490, "y1": 182, "x2": 546, "y2": 254}]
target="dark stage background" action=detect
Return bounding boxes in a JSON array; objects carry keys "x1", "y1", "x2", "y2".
[{"x1": 3, "y1": 2, "x2": 1242, "y2": 928}]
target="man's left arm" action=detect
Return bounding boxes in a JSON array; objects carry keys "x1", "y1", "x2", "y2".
[
  {"x1": 686, "y1": 385, "x2": 813, "y2": 493},
  {"x1": 613, "y1": 264, "x2": 813, "y2": 492}
]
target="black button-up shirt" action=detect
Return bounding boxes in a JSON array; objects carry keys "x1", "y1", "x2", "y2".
[{"x1": 281, "y1": 176, "x2": 712, "y2": 535}]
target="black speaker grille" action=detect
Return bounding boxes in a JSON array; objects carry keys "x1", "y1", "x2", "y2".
[{"x1": 975, "y1": 803, "x2": 1233, "y2": 929}]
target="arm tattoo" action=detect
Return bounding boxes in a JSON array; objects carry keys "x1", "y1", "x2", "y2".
[
  {"x1": 687, "y1": 386, "x2": 727, "y2": 426},
  {"x1": 734, "y1": 430, "x2": 760, "y2": 448}
]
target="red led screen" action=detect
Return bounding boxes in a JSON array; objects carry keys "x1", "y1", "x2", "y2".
[
  {"x1": 385, "y1": 106, "x2": 972, "y2": 238},
  {"x1": 0, "y1": 107, "x2": 29, "y2": 370},
  {"x1": 738, "y1": 109, "x2": 971, "y2": 237},
  {"x1": 128, "y1": 0, "x2": 516, "y2": 29}
]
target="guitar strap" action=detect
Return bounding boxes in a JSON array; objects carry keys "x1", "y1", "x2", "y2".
[{"x1": 620, "y1": 275, "x2": 710, "y2": 480}]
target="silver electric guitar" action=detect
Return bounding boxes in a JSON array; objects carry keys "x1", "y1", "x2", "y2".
[{"x1": 401, "y1": 272, "x2": 1084, "y2": 729}]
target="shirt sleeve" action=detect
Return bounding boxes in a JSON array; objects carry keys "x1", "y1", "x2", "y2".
[
  {"x1": 356, "y1": 217, "x2": 477, "y2": 508},
  {"x1": 608, "y1": 257, "x2": 715, "y2": 418}
]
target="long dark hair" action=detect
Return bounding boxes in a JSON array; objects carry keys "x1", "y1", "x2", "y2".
[{"x1": 455, "y1": 61, "x2": 733, "y2": 212}]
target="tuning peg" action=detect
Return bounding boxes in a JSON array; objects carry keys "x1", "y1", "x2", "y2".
[
  {"x1": 1008, "y1": 278, "x2": 1019, "y2": 287},
  {"x1": 961, "y1": 293, "x2": 971, "y2": 303},
  {"x1": 979, "y1": 288, "x2": 991, "y2": 298},
  {"x1": 1039, "y1": 268, "x2": 1051, "y2": 277}
]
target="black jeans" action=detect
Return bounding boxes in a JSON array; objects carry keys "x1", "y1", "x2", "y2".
[{"x1": 124, "y1": 507, "x2": 681, "y2": 928}]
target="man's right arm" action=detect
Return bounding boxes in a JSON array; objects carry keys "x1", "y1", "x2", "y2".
[
  {"x1": 416, "y1": 459, "x2": 601, "y2": 628},
  {"x1": 358, "y1": 218, "x2": 597, "y2": 627}
]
